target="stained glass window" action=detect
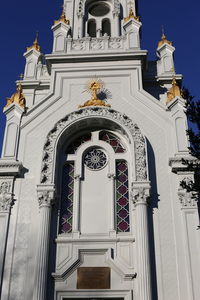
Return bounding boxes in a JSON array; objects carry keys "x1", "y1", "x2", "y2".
[
  {"x1": 59, "y1": 162, "x2": 74, "y2": 234},
  {"x1": 67, "y1": 133, "x2": 91, "y2": 154},
  {"x1": 116, "y1": 160, "x2": 130, "y2": 232},
  {"x1": 100, "y1": 131, "x2": 126, "y2": 153},
  {"x1": 84, "y1": 148, "x2": 107, "y2": 170}
]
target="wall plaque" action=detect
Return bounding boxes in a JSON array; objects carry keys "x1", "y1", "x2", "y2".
[{"x1": 77, "y1": 267, "x2": 110, "y2": 289}]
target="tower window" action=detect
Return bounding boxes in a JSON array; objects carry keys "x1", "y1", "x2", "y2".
[
  {"x1": 87, "y1": 19, "x2": 97, "y2": 37},
  {"x1": 89, "y1": 2, "x2": 110, "y2": 17},
  {"x1": 102, "y1": 18, "x2": 111, "y2": 36}
]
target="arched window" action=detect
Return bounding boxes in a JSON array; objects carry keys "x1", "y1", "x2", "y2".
[
  {"x1": 102, "y1": 18, "x2": 111, "y2": 36},
  {"x1": 87, "y1": 19, "x2": 96, "y2": 37},
  {"x1": 58, "y1": 130, "x2": 130, "y2": 234}
]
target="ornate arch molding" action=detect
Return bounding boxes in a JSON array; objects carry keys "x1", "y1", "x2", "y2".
[{"x1": 40, "y1": 107, "x2": 147, "y2": 184}]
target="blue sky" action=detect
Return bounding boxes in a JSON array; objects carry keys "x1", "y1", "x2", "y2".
[{"x1": 0, "y1": 0, "x2": 200, "y2": 154}]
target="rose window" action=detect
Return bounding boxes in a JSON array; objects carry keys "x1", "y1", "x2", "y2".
[{"x1": 84, "y1": 148, "x2": 107, "y2": 170}]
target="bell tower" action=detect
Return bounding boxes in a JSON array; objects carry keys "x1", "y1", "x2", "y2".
[{"x1": 1, "y1": 1, "x2": 200, "y2": 300}]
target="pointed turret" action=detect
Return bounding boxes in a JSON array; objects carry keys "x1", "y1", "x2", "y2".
[
  {"x1": 123, "y1": 5, "x2": 141, "y2": 49},
  {"x1": 24, "y1": 33, "x2": 42, "y2": 79},
  {"x1": 52, "y1": 6, "x2": 71, "y2": 53},
  {"x1": 156, "y1": 29, "x2": 175, "y2": 77}
]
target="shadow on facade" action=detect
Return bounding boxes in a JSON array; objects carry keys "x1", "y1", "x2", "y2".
[{"x1": 146, "y1": 138, "x2": 159, "y2": 300}]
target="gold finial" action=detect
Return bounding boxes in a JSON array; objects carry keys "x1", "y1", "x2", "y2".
[
  {"x1": 5, "y1": 82, "x2": 26, "y2": 109},
  {"x1": 20, "y1": 73, "x2": 24, "y2": 80},
  {"x1": 158, "y1": 27, "x2": 172, "y2": 48},
  {"x1": 166, "y1": 77, "x2": 182, "y2": 104},
  {"x1": 54, "y1": 5, "x2": 70, "y2": 25},
  {"x1": 27, "y1": 32, "x2": 41, "y2": 52},
  {"x1": 79, "y1": 79, "x2": 111, "y2": 108},
  {"x1": 124, "y1": 7, "x2": 140, "y2": 22}
]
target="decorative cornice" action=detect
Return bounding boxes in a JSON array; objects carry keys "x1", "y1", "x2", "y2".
[
  {"x1": 40, "y1": 107, "x2": 147, "y2": 184},
  {"x1": 0, "y1": 160, "x2": 23, "y2": 177},
  {"x1": 178, "y1": 177, "x2": 198, "y2": 208},
  {"x1": 169, "y1": 155, "x2": 196, "y2": 173},
  {"x1": 0, "y1": 181, "x2": 13, "y2": 212}
]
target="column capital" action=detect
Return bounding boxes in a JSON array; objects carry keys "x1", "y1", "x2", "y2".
[
  {"x1": 0, "y1": 181, "x2": 13, "y2": 212},
  {"x1": 131, "y1": 181, "x2": 151, "y2": 205},
  {"x1": 37, "y1": 184, "x2": 55, "y2": 208}
]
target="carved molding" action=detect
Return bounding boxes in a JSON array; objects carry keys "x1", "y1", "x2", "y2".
[
  {"x1": 113, "y1": 0, "x2": 120, "y2": 16},
  {"x1": 0, "y1": 181, "x2": 13, "y2": 212},
  {"x1": 169, "y1": 155, "x2": 196, "y2": 173},
  {"x1": 0, "y1": 160, "x2": 23, "y2": 176},
  {"x1": 40, "y1": 107, "x2": 147, "y2": 184},
  {"x1": 178, "y1": 177, "x2": 198, "y2": 208}
]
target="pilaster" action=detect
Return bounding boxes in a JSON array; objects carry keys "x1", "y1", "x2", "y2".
[
  {"x1": 33, "y1": 184, "x2": 55, "y2": 300},
  {"x1": 0, "y1": 159, "x2": 22, "y2": 296},
  {"x1": 131, "y1": 181, "x2": 152, "y2": 300}
]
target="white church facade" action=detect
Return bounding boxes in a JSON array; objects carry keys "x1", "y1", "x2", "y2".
[{"x1": 0, "y1": 1, "x2": 200, "y2": 300}]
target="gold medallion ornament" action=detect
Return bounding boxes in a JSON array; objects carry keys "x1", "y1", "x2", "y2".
[
  {"x1": 54, "y1": 6, "x2": 70, "y2": 25},
  {"x1": 26, "y1": 32, "x2": 41, "y2": 52},
  {"x1": 5, "y1": 83, "x2": 26, "y2": 109},
  {"x1": 166, "y1": 77, "x2": 182, "y2": 104},
  {"x1": 79, "y1": 79, "x2": 111, "y2": 108}
]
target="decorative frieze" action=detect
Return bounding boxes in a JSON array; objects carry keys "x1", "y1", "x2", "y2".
[
  {"x1": 0, "y1": 181, "x2": 13, "y2": 212},
  {"x1": 58, "y1": 36, "x2": 129, "y2": 54}
]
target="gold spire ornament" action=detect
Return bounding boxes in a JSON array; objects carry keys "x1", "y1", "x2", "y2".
[
  {"x1": 54, "y1": 6, "x2": 70, "y2": 25},
  {"x1": 26, "y1": 32, "x2": 41, "y2": 52},
  {"x1": 124, "y1": 7, "x2": 140, "y2": 22},
  {"x1": 5, "y1": 83, "x2": 26, "y2": 109},
  {"x1": 166, "y1": 78, "x2": 182, "y2": 104},
  {"x1": 158, "y1": 28, "x2": 172, "y2": 48},
  {"x1": 79, "y1": 79, "x2": 111, "y2": 108}
]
